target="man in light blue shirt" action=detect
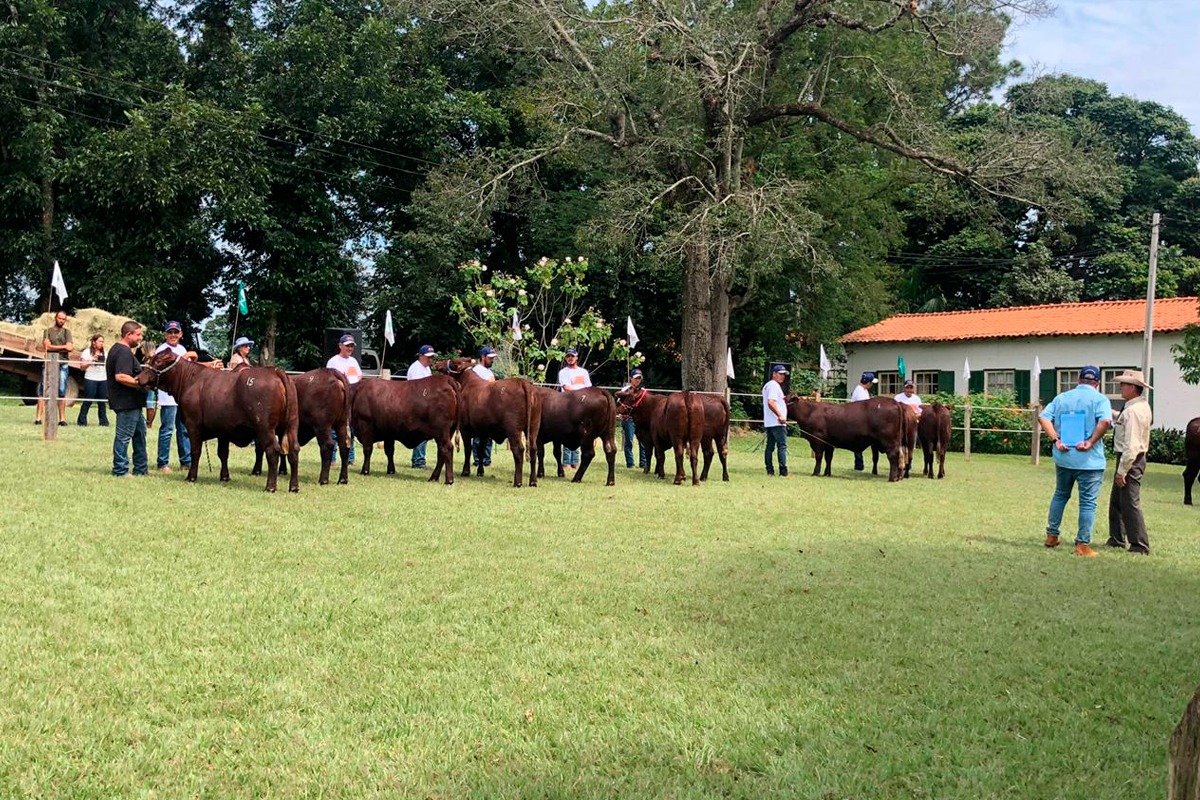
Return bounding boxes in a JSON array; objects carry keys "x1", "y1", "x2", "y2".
[{"x1": 1037, "y1": 365, "x2": 1113, "y2": 556}]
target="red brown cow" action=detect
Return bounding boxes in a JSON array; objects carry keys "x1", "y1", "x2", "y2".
[
  {"x1": 253, "y1": 368, "x2": 352, "y2": 485},
  {"x1": 916, "y1": 403, "x2": 952, "y2": 479},
  {"x1": 1184, "y1": 417, "x2": 1200, "y2": 505},
  {"x1": 692, "y1": 392, "x2": 730, "y2": 482},
  {"x1": 350, "y1": 376, "x2": 459, "y2": 484},
  {"x1": 615, "y1": 387, "x2": 701, "y2": 485},
  {"x1": 534, "y1": 386, "x2": 617, "y2": 484},
  {"x1": 137, "y1": 352, "x2": 300, "y2": 492},
  {"x1": 443, "y1": 357, "x2": 541, "y2": 488},
  {"x1": 786, "y1": 396, "x2": 909, "y2": 482}
]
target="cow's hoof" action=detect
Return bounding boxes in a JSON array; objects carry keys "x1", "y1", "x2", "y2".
[
  {"x1": 386, "y1": 468, "x2": 395, "y2": 475},
  {"x1": 289, "y1": 486, "x2": 299, "y2": 493},
  {"x1": 360, "y1": 468, "x2": 370, "y2": 476},
  {"x1": 250, "y1": 469, "x2": 261, "y2": 476},
  {"x1": 266, "y1": 486, "x2": 277, "y2": 493},
  {"x1": 319, "y1": 478, "x2": 329, "y2": 486},
  {"x1": 606, "y1": 480, "x2": 614, "y2": 487}
]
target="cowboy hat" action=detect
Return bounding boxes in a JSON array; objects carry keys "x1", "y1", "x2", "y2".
[{"x1": 1114, "y1": 369, "x2": 1152, "y2": 390}]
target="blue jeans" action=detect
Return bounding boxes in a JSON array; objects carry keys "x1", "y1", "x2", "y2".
[
  {"x1": 37, "y1": 363, "x2": 70, "y2": 398},
  {"x1": 562, "y1": 447, "x2": 580, "y2": 466},
  {"x1": 472, "y1": 437, "x2": 492, "y2": 467},
  {"x1": 764, "y1": 426, "x2": 788, "y2": 475},
  {"x1": 113, "y1": 409, "x2": 148, "y2": 476},
  {"x1": 621, "y1": 418, "x2": 647, "y2": 468},
  {"x1": 156, "y1": 406, "x2": 192, "y2": 469},
  {"x1": 1047, "y1": 467, "x2": 1106, "y2": 544},
  {"x1": 77, "y1": 378, "x2": 109, "y2": 425},
  {"x1": 331, "y1": 427, "x2": 356, "y2": 464},
  {"x1": 411, "y1": 440, "x2": 427, "y2": 467}
]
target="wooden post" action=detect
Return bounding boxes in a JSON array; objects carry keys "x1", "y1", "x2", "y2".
[
  {"x1": 42, "y1": 353, "x2": 58, "y2": 441},
  {"x1": 963, "y1": 402, "x2": 971, "y2": 462},
  {"x1": 1031, "y1": 403, "x2": 1042, "y2": 466},
  {"x1": 1169, "y1": 682, "x2": 1200, "y2": 800}
]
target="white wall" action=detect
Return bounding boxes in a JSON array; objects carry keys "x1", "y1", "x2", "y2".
[{"x1": 844, "y1": 334, "x2": 1200, "y2": 430}]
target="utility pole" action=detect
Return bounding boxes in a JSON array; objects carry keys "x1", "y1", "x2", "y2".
[{"x1": 1143, "y1": 212, "x2": 1160, "y2": 373}]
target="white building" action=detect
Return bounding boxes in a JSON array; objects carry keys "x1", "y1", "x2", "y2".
[{"x1": 839, "y1": 297, "x2": 1200, "y2": 430}]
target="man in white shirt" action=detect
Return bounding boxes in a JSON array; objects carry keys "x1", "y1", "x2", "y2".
[
  {"x1": 893, "y1": 379, "x2": 923, "y2": 417},
  {"x1": 326, "y1": 334, "x2": 362, "y2": 464},
  {"x1": 851, "y1": 371, "x2": 877, "y2": 470},
  {"x1": 406, "y1": 344, "x2": 437, "y2": 468},
  {"x1": 154, "y1": 320, "x2": 195, "y2": 472},
  {"x1": 557, "y1": 347, "x2": 591, "y2": 470},
  {"x1": 471, "y1": 346, "x2": 497, "y2": 468},
  {"x1": 762, "y1": 363, "x2": 789, "y2": 477}
]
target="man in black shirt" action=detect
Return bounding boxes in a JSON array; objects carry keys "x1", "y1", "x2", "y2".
[{"x1": 106, "y1": 321, "x2": 149, "y2": 477}]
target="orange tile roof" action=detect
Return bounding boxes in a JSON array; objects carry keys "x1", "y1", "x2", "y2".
[{"x1": 840, "y1": 297, "x2": 1200, "y2": 344}]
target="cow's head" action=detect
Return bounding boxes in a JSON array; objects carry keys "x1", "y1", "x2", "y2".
[
  {"x1": 440, "y1": 357, "x2": 475, "y2": 376},
  {"x1": 136, "y1": 350, "x2": 181, "y2": 390},
  {"x1": 614, "y1": 384, "x2": 647, "y2": 414}
]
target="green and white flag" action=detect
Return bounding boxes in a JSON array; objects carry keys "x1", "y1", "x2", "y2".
[{"x1": 237, "y1": 281, "x2": 249, "y2": 315}]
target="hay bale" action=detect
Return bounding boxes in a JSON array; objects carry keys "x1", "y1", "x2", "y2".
[{"x1": 0, "y1": 309, "x2": 142, "y2": 356}]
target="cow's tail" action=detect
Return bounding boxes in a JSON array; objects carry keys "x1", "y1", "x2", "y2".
[
  {"x1": 525, "y1": 381, "x2": 541, "y2": 452},
  {"x1": 332, "y1": 368, "x2": 352, "y2": 438},
  {"x1": 275, "y1": 366, "x2": 298, "y2": 455}
]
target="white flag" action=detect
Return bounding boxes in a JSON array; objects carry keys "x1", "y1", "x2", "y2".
[
  {"x1": 819, "y1": 345, "x2": 831, "y2": 380},
  {"x1": 195, "y1": 330, "x2": 205, "y2": 353},
  {"x1": 511, "y1": 309, "x2": 521, "y2": 341},
  {"x1": 626, "y1": 316, "x2": 639, "y2": 349},
  {"x1": 962, "y1": 356, "x2": 971, "y2": 382},
  {"x1": 726, "y1": 347, "x2": 735, "y2": 380},
  {"x1": 50, "y1": 260, "x2": 68, "y2": 305},
  {"x1": 1033, "y1": 355, "x2": 1041, "y2": 378},
  {"x1": 383, "y1": 309, "x2": 395, "y2": 346}
]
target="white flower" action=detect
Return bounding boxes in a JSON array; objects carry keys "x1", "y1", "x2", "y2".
[
  {"x1": 563, "y1": 317, "x2": 572, "y2": 325},
  {"x1": 577, "y1": 256, "x2": 585, "y2": 262},
  {"x1": 486, "y1": 289, "x2": 494, "y2": 297},
  {"x1": 617, "y1": 338, "x2": 626, "y2": 346},
  {"x1": 523, "y1": 324, "x2": 530, "y2": 330},
  {"x1": 635, "y1": 351, "x2": 642, "y2": 358},
  {"x1": 480, "y1": 307, "x2": 487, "y2": 314},
  {"x1": 537, "y1": 363, "x2": 545, "y2": 371},
  {"x1": 517, "y1": 289, "x2": 526, "y2": 297}
]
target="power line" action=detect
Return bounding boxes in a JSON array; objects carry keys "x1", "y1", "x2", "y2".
[{"x1": 0, "y1": 46, "x2": 445, "y2": 171}]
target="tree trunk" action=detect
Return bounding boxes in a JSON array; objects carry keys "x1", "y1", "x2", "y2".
[
  {"x1": 1170, "y1": 682, "x2": 1200, "y2": 799},
  {"x1": 681, "y1": 240, "x2": 730, "y2": 393},
  {"x1": 40, "y1": 171, "x2": 54, "y2": 313},
  {"x1": 263, "y1": 309, "x2": 277, "y2": 366}
]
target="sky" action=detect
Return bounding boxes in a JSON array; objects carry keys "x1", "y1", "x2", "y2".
[{"x1": 1001, "y1": 0, "x2": 1200, "y2": 132}]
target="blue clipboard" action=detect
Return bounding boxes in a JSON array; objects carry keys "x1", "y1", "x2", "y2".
[{"x1": 1059, "y1": 410, "x2": 1087, "y2": 447}]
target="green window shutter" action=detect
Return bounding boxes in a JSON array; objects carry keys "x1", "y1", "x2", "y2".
[
  {"x1": 938, "y1": 370, "x2": 956, "y2": 396},
  {"x1": 1038, "y1": 370, "x2": 1057, "y2": 405},
  {"x1": 968, "y1": 371, "x2": 984, "y2": 394},
  {"x1": 1015, "y1": 370, "x2": 1031, "y2": 406},
  {"x1": 1149, "y1": 368, "x2": 1155, "y2": 415}
]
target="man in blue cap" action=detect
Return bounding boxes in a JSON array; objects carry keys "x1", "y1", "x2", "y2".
[
  {"x1": 153, "y1": 320, "x2": 194, "y2": 473},
  {"x1": 617, "y1": 368, "x2": 648, "y2": 469},
  {"x1": 850, "y1": 371, "x2": 877, "y2": 470},
  {"x1": 407, "y1": 344, "x2": 438, "y2": 468},
  {"x1": 762, "y1": 364, "x2": 789, "y2": 477},
  {"x1": 557, "y1": 347, "x2": 591, "y2": 470},
  {"x1": 1037, "y1": 365, "x2": 1113, "y2": 557},
  {"x1": 471, "y1": 346, "x2": 497, "y2": 469}
]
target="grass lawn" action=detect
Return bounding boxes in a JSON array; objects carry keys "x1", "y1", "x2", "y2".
[{"x1": 1, "y1": 401, "x2": 1197, "y2": 798}]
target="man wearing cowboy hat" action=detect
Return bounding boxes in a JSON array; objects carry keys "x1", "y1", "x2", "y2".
[{"x1": 1106, "y1": 370, "x2": 1153, "y2": 554}]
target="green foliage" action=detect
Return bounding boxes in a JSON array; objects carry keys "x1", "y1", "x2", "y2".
[
  {"x1": 1171, "y1": 324, "x2": 1200, "y2": 385},
  {"x1": 1147, "y1": 427, "x2": 1189, "y2": 466},
  {"x1": 929, "y1": 391, "x2": 1035, "y2": 456},
  {"x1": 449, "y1": 256, "x2": 642, "y2": 382}
]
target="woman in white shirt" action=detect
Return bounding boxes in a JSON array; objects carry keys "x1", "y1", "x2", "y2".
[{"x1": 76, "y1": 334, "x2": 109, "y2": 426}]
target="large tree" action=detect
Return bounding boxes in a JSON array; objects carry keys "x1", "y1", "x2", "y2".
[{"x1": 410, "y1": 0, "x2": 1106, "y2": 391}]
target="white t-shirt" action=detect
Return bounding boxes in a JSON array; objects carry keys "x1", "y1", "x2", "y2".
[
  {"x1": 472, "y1": 363, "x2": 496, "y2": 382},
  {"x1": 762, "y1": 380, "x2": 786, "y2": 427},
  {"x1": 154, "y1": 342, "x2": 189, "y2": 406},
  {"x1": 407, "y1": 360, "x2": 432, "y2": 380},
  {"x1": 894, "y1": 391, "x2": 923, "y2": 415},
  {"x1": 80, "y1": 349, "x2": 107, "y2": 382},
  {"x1": 326, "y1": 354, "x2": 363, "y2": 384},
  {"x1": 558, "y1": 366, "x2": 591, "y2": 391},
  {"x1": 851, "y1": 384, "x2": 872, "y2": 402}
]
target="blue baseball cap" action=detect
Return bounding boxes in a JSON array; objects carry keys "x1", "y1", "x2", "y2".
[
  {"x1": 164, "y1": 320, "x2": 182, "y2": 333},
  {"x1": 1080, "y1": 365, "x2": 1101, "y2": 381},
  {"x1": 771, "y1": 364, "x2": 788, "y2": 375},
  {"x1": 480, "y1": 346, "x2": 496, "y2": 357},
  {"x1": 861, "y1": 371, "x2": 878, "y2": 383},
  {"x1": 417, "y1": 344, "x2": 437, "y2": 357},
  {"x1": 338, "y1": 334, "x2": 356, "y2": 346},
  {"x1": 565, "y1": 347, "x2": 578, "y2": 356},
  {"x1": 630, "y1": 368, "x2": 643, "y2": 379}
]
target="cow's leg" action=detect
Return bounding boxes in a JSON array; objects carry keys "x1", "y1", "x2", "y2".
[
  {"x1": 811, "y1": 446, "x2": 822, "y2": 477},
  {"x1": 511, "y1": 430, "x2": 525, "y2": 488},
  {"x1": 699, "y1": 439, "x2": 714, "y2": 482},
  {"x1": 217, "y1": 438, "x2": 231, "y2": 482},
  {"x1": 689, "y1": 438, "x2": 700, "y2": 486},
  {"x1": 575, "y1": 438, "x2": 596, "y2": 483},
  {"x1": 334, "y1": 421, "x2": 349, "y2": 486},
  {"x1": 251, "y1": 444, "x2": 264, "y2": 476},
  {"x1": 359, "y1": 432, "x2": 374, "y2": 475},
  {"x1": 1184, "y1": 460, "x2": 1199, "y2": 505},
  {"x1": 603, "y1": 431, "x2": 617, "y2": 487},
  {"x1": 384, "y1": 440, "x2": 396, "y2": 475},
  {"x1": 285, "y1": 433, "x2": 299, "y2": 493},
  {"x1": 821, "y1": 447, "x2": 832, "y2": 477},
  {"x1": 315, "y1": 428, "x2": 334, "y2": 485},
  {"x1": 886, "y1": 447, "x2": 901, "y2": 482},
  {"x1": 655, "y1": 445, "x2": 666, "y2": 479},
  {"x1": 534, "y1": 442, "x2": 545, "y2": 479},
  {"x1": 937, "y1": 445, "x2": 946, "y2": 479},
  {"x1": 672, "y1": 441, "x2": 686, "y2": 485},
  {"x1": 554, "y1": 442, "x2": 564, "y2": 478},
  {"x1": 871, "y1": 446, "x2": 880, "y2": 476},
  {"x1": 431, "y1": 434, "x2": 452, "y2": 485},
  {"x1": 259, "y1": 431, "x2": 281, "y2": 492}
]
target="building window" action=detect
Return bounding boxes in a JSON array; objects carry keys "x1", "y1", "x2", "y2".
[
  {"x1": 984, "y1": 370, "x2": 1015, "y2": 397},
  {"x1": 1101, "y1": 368, "x2": 1133, "y2": 399},
  {"x1": 913, "y1": 371, "x2": 939, "y2": 396},
  {"x1": 1057, "y1": 368, "x2": 1079, "y2": 396},
  {"x1": 877, "y1": 371, "x2": 901, "y2": 397}
]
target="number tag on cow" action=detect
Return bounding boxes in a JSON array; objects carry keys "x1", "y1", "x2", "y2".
[{"x1": 245, "y1": 376, "x2": 255, "y2": 387}]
